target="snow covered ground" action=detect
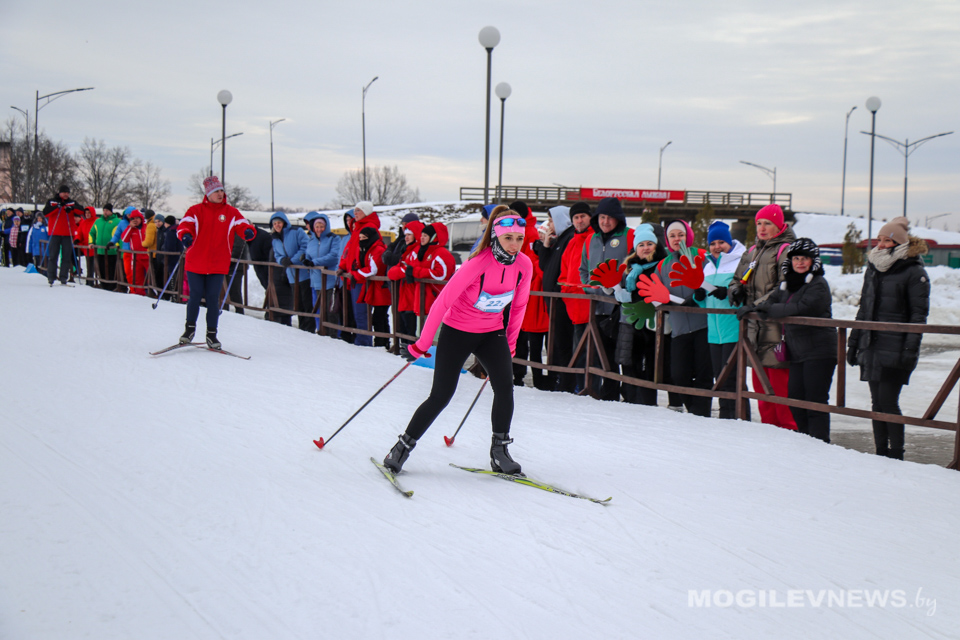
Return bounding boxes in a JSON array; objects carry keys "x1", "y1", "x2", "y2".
[{"x1": 2, "y1": 267, "x2": 960, "y2": 639}]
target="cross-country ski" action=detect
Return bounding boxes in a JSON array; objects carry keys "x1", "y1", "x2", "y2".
[
  {"x1": 449, "y1": 463, "x2": 612, "y2": 505},
  {"x1": 370, "y1": 457, "x2": 414, "y2": 497}
]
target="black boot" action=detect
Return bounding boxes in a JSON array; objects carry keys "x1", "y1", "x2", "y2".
[
  {"x1": 206, "y1": 330, "x2": 221, "y2": 350},
  {"x1": 490, "y1": 432, "x2": 522, "y2": 475},
  {"x1": 383, "y1": 434, "x2": 417, "y2": 473},
  {"x1": 180, "y1": 323, "x2": 196, "y2": 344}
]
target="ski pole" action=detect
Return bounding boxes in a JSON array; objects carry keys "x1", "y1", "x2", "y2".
[
  {"x1": 152, "y1": 249, "x2": 185, "y2": 309},
  {"x1": 219, "y1": 257, "x2": 243, "y2": 314},
  {"x1": 444, "y1": 378, "x2": 488, "y2": 446},
  {"x1": 314, "y1": 361, "x2": 413, "y2": 450}
]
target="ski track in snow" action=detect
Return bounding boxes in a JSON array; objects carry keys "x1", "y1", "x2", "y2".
[{"x1": 2, "y1": 269, "x2": 960, "y2": 639}]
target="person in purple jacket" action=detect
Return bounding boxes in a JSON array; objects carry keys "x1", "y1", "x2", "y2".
[{"x1": 383, "y1": 205, "x2": 533, "y2": 475}]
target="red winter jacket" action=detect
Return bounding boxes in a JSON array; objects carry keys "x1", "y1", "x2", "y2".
[
  {"x1": 338, "y1": 211, "x2": 381, "y2": 278},
  {"x1": 76, "y1": 207, "x2": 97, "y2": 257},
  {"x1": 386, "y1": 221, "x2": 424, "y2": 313},
  {"x1": 351, "y1": 236, "x2": 392, "y2": 306},
  {"x1": 520, "y1": 213, "x2": 550, "y2": 333},
  {"x1": 559, "y1": 229, "x2": 593, "y2": 325},
  {"x1": 177, "y1": 194, "x2": 254, "y2": 275},
  {"x1": 121, "y1": 211, "x2": 147, "y2": 253},
  {"x1": 408, "y1": 223, "x2": 455, "y2": 315},
  {"x1": 42, "y1": 195, "x2": 83, "y2": 237}
]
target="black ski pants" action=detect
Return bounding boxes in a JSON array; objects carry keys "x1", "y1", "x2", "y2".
[
  {"x1": 185, "y1": 272, "x2": 225, "y2": 332},
  {"x1": 47, "y1": 236, "x2": 75, "y2": 284},
  {"x1": 710, "y1": 342, "x2": 739, "y2": 419},
  {"x1": 404, "y1": 324, "x2": 514, "y2": 441},
  {"x1": 869, "y1": 380, "x2": 905, "y2": 458},
  {"x1": 669, "y1": 328, "x2": 713, "y2": 417},
  {"x1": 787, "y1": 358, "x2": 836, "y2": 442}
]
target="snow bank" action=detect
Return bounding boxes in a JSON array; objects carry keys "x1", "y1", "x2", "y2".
[{"x1": 2, "y1": 268, "x2": 959, "y2": 639}]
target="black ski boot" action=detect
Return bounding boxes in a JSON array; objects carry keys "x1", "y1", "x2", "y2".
[
  {"x1": 383, "y1": 433, "x2": 417, "y2": 473},
  {"x1": 179, "y1": 323, "x2": 196, "y2": 344},
  {"x1": 490, "y1": 432, "x2": 522, "y2": 475},
  {"x1": 206, "y1": 330, "x2": 221, "y2": 350}
]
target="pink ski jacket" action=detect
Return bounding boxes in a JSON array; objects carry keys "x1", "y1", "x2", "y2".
[{"x1": 414, "y1": 247, "x2": 533, "y2": 356}]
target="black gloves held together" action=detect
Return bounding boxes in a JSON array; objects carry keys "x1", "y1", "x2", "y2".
[{"x1": 709, "y1": 286, "x2": 728, "y2": 301}]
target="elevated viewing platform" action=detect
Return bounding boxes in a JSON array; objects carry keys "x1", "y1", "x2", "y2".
[{"x1": 459, "y1": 185, "x2": 793, "y2": 220}]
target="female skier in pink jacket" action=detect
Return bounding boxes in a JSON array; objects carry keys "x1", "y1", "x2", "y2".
[{"x1": 382, "y1": 205, "x2": 533, "y2": 475}]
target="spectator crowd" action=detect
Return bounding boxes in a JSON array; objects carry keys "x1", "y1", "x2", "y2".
[{"x1": 7, "y1": 184, "x2": 933, "y2": 461}]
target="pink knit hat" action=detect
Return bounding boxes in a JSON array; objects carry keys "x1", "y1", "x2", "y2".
[
  {"x1": 203, "y1": 176, "x2": 225, "y2": 197},
  {"x1": 755, "y1": 204, "x2": 784, "y2": 230}
]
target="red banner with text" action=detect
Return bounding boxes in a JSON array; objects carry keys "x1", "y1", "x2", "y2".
[{"x1": 578, "y1": 188, "x2": 686, "y2": 203}]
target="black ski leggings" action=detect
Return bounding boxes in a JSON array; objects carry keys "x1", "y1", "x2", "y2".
[{"x1": 404, "y1": 324, "x2": 514, "y2": 441}]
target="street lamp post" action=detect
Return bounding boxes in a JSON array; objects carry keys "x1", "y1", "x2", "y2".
[
  {"x1": 495, "y1": 82, "x2": 511, "y2": 203},
  {"x1": 860, "y1": 130, "x2": 954, "y2": 217},
  {"x1": 864, "y1": 96, "x2": 881, "y2": 243},
  {"x1": 269, "y1": 118, "x2": 286, "y2": 210},
  {"x1": 841, "y1": 105, "x2": 857, "y2": 216},
  {"x1": 217, "y1": 90, "x2": 233, "y2": 188},
  {"x1": 210, "y1": 133, "x2": 243, "y2": 178},
  {"x1": 362, "y1": 76, "x2": 378, "y2": 201},
  {"x1": 478, "y1": 26, "x2": 501, "y2": 204},
  {"x1": 925, "y1": 212, "x2": 950, "y2": 228},
  {"x1": 739, "y1": 160, "x2": 777, "y2": 198},
  {"x1": 657, "y1": 141, "x2": 672, "y2": 190},
  {"x1": 33, "y1": 87, "x2": 94, "y2": 210}
]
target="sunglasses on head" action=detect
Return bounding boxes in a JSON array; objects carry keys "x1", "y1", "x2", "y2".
[{"x1": 494, "y1": 217, "x2": 526, "y2": 228}]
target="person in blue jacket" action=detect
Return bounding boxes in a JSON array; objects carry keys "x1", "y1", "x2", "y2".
[
  {"x1": 692, "y1": 221, "x2": 748, "y2": 420},
  {"x1": 27, "y1": 214, "x2": 49, "y2": 269},
  {"x1": 269, "y1": 211, "x2": 314, "y2": 332},
  {"x1": 303, "y1": 211, "x2": 341, "y2": 336}
]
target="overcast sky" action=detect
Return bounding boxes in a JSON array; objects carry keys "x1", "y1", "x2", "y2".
[{"x1": 3, "y1": 0, "x2": 959, "y2": 230}]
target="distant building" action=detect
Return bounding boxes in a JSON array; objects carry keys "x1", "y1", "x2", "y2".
[{"x1": 0, "y1": 141, "x2": 11, "y2": 201}]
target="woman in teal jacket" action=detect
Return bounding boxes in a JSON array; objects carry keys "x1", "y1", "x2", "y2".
[{"x1": 692, "y1": 221, "x2": 747, "y2": 419}]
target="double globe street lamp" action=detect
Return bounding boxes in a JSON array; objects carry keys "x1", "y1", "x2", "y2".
[
  {"x1": 479, "y1": 26, "x2": 501, "y2": 204},
  {"x1": 217, "y1": 90, "x2": 233, "y2": 188},
  {"x1": 495, "y1": 81, "x2": 511, "y2": 203}
]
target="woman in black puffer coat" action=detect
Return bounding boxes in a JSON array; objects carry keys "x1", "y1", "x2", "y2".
[
  {"x1": 846, "y1": 217, "x2": 930, "y2": 460},
  {"x1": 753, "y1": 238, "x2": 837, "y2": 442}
]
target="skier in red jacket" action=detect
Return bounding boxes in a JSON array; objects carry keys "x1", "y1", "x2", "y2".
[
  {"x1": 120, "y1": 209, "x2": 148, "y2": 296},
  {"x1": 176, "y1": 176, "x2": 256, "y2": 349}
]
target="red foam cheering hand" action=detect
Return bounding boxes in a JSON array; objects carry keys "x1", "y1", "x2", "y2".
[
  {"x1": 589, "y1": 259, "x2": 627, "y2": 289},
  {"x1": 668, "y1": 254, "x2": 704, "y2": 289},
  {"x1": 635, "y1": 273, "x2": 671, "y2": 305}
]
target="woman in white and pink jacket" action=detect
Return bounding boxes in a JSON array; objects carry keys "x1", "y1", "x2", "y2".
[{"x1": 382, "y1": 205, "x2": 533, "y2": 475}]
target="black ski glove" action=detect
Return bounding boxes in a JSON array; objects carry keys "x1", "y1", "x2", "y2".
[
  {"x1": 405, "y1": 268, "x2": 416, "y2": 283},
  {"x1": 302, "y1": 258, "x2": 315, "y2": 267},
  {"x1": 709, "y1": 286, "x2": 728, "y2": 301},
  {"x1": 901, "y1": 350, "x2": 918, "y2": 370},
  {"x1": 280, "y1": 257, "x2": 293, "y2": 268},
  {"x1": 693, "y1": 288, "x2": 706, "y2": 302},
  {"x1": 846, "y1": 346, "x2": 858, "y2": 368},
  {"x1": 729, "y1": 286, "x2": 746, "y2": 306},
  {"x1": 735, "y1": 305, "x2": 755, "y2": 321}
]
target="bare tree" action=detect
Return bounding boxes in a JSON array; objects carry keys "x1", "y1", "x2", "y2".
[
  {"x1": 34, "y1": 137, "x2": 77, "y2": 205},
  {"x1": 335, "y1": 165, "x2": 421, "y2": 207},
  {"x1": 187, "y1": 168, "x2": 262, "y2": 210},
  {"x1": 2, "y1": 118, "x2": 78, "y2": 206},
  {"x1": 1, "y1": 118, "x2": 31, "y2": 202},
  {"x1": 74, "y1": 138, "x2": 137, "y2": 207},
  {"x1": 130, "y1": 160, "x2": 171, "y2": 211}
]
